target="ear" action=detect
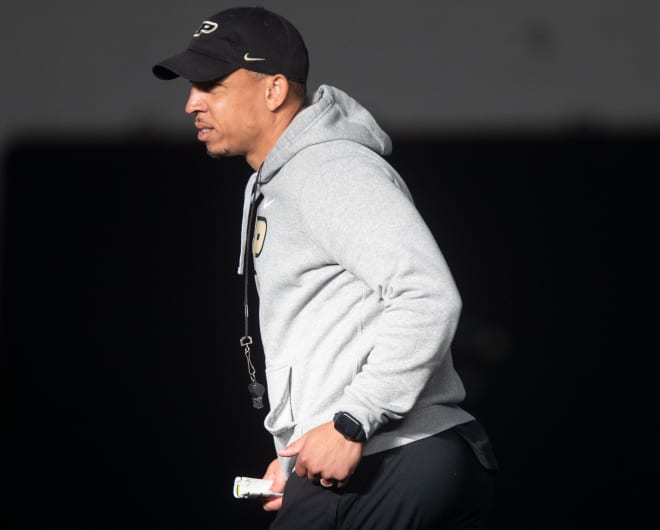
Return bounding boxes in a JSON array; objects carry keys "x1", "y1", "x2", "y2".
[{"x1": 265, "y1": 74, "x2": 290, "y2": 112}]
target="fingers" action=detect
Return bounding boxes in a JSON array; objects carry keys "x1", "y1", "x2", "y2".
[
  {"x1": 262, "y1": 496, "x2": 283, "y2": 512},
  {"x1": 278, "y1": 437, "x2": 303, "y2": 458},
  {"x1": 294, "y1": 462, "x2": 351, "y2": 488},
  {"x1": 293, "y1": 464, "x2": 306, "y2": 478},
  {"x1": 295, "y1": 465, "x2": 338, "y2": 488}
]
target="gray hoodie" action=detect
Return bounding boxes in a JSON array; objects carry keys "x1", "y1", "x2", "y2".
[{"x1": 239, "y1": 85, "x2": 473, "y2": 477}]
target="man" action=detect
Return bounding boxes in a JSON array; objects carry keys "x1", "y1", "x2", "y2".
[{"x1": 153, "y1": 6, "x2": 498, "y2": 529}]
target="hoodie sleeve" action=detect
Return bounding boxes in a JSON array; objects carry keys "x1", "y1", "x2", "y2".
[{"x1": 298, "y1": 154, "x2": 462, "y2": 438}]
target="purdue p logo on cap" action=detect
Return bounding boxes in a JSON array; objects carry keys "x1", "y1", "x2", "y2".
[{"x1": 193, "y1": 21, "x2": 218, "y2": 37}]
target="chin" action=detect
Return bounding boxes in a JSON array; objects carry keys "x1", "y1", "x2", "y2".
[
  {"x1": 205, "y1": 144, "x2": 232, "y2": 159},
  {"x1": 205, "y1": 150, "x2": 221, "y2": 160}
]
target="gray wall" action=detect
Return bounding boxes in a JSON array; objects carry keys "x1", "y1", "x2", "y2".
[{"x1": 2, "y1": 0, "x2": 660, "y2": 149}]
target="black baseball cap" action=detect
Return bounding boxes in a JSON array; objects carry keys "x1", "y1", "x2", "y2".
[{"x1": 152, "y1": 6, "x2": 309, "y2": 83}]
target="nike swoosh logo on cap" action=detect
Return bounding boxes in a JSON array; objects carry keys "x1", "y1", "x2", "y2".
[{"x1": 244, "y1": 53, "x2": 266, "y2": 62}]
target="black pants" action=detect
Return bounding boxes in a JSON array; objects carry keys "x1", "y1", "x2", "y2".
[{"x1": 270, "y1": 422, "x2": 498, "y2": 530}]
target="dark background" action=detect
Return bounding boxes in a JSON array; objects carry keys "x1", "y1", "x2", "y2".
[{"x1": 2, "y1": 128, "x2": 657, "y2": 529}]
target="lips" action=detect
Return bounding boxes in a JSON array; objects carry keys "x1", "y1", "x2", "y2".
[
  {"x1": 195, "y1": 119, "x2": 213, "y2": 141},
  {"x1": 195, "y1": 119, "x2": 212, "y2": 131}
]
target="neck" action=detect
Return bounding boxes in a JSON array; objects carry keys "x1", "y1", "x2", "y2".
[{"x1": 246, "y1": 99, "x2": 306, "y2": 170}]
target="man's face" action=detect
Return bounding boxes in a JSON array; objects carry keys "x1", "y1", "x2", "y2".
[{"x1": 185, "y1": 69, "x2": 266, "y2": 159}]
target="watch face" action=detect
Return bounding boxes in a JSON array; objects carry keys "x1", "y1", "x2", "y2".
[{"x1": 334, "y1": 412, "x2": 366, "y2": 442}]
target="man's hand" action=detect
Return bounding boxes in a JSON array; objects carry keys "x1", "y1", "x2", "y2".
[
  {"x1": 278, "y1": 421, "x2": 363, "y2": 488},
  {"x1": 261, "y1": 458, "x2": 286, "y2": 512}
]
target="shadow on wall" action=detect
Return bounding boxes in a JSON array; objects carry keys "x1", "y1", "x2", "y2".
[{"x1": 2, "y1": 129, "x2": 658, "y2": 529}]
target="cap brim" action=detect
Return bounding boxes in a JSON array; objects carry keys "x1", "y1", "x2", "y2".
[{"x1": 152, "y1": 49, "x2": 239, "y2": 82}]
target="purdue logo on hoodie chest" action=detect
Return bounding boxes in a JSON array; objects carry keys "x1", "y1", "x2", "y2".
[{"x1": 253, "y1": 216, "x2": 267, "y2": 258}]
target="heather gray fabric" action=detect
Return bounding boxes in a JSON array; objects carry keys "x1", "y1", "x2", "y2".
[{"x1": 239, "y1": 85, "x2": 473, "y2": 478}]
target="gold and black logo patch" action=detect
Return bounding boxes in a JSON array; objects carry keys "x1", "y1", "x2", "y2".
[{"x1": 253, "y1": 216, "x2": 267, "y2": 258}]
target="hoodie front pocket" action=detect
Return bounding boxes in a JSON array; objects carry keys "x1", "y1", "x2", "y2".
[{"x1": 264, "y1": 364, "x2": 295, "y2": 436}]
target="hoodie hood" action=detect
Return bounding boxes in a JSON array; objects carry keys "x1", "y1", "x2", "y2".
[
  {"x1": 238, "y1": 84, "x2": 392, "y2": 274},
  {"x1": 260, "y1": 84, "x2": 392, "y2": 184}
]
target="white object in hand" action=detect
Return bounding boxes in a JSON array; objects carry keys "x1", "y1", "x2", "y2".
[{"x1": 233, "y1": 476, "x2": 283, "y2": 499}]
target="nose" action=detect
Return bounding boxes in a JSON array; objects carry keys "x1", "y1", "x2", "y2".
[{"x1": 185, "y1": 86, "x2": 207, "y2": 115}]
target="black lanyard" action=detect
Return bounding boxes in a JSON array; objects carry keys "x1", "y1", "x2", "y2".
[{"x1": 240, "y1": 166, "x2": 266, "y2": 409}]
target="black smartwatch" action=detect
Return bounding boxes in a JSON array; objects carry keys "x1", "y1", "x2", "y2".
[{"x1": 333, "y1": 411, "x2": 367, "y2": 442}]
